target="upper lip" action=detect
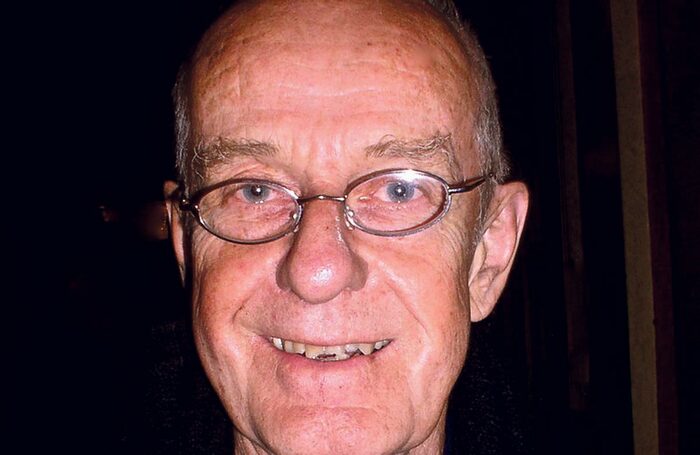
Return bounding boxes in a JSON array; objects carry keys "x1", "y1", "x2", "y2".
[{"x1": 265, "y1": 334, "x2": 391, "y2": 346}]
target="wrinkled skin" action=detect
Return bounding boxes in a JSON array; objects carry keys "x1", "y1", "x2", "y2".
[{"x1": 166, "y1": 1, "x2": 528, "y2": 454}]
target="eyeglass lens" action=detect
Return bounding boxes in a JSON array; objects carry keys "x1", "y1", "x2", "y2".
[
  {"x1": 345, "y1": 172, "x2": 447, "y2": 233},
  {"x1": 198, "y1": 181, "x2": 299, "y2": 241}
]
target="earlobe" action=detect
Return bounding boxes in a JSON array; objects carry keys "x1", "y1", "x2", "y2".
[
  {"x1": 164, "y1": 180, "x2": 187, "y2": 284},
  {"x1": 468, "y1": 181, "x2": 529, "y2": 322}
]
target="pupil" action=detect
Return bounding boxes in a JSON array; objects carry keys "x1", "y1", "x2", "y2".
[
  {"x1": 244, "y1": 184, "x2": 269, "y2": 203},
  {"x1": 388, "y1": 182, "x2": 414, "y2": 202}
]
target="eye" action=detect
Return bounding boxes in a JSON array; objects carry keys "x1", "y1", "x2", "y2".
[
  {"x1": 241, "y1": 184, "x2": 272, "y2": 204},
  {"x1": 385, "y1": 181, "x2": 416, "y2": 202}
]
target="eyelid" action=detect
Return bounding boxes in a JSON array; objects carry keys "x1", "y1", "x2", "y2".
[
  {"x1": 205, "y1": 162, "x2": 301, "y2": 192},
  {"x1": 230, "y1": 175, "x2": 301, "y2": 197}
]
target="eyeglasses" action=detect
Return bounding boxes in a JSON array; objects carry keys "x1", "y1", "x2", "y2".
[{"x1": 179, "y1": 168, "x2": 490, "y2": 244}]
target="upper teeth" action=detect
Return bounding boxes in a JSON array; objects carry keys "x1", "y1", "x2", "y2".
[{"x1": 269, "y1": 337, "x2": 390, "y2": 361}]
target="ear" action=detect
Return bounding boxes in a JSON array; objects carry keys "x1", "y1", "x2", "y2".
[
  {"x1": 164, "y1": 180, "x2": 187, "y2": 284},
  {"x1": 468, "y1": 181, "x2": 529, "y2": 322}
]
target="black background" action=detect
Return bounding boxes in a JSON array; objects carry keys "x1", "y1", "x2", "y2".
[{"x1": 9, "y1": 0, "x2": 698, "y2": 453}]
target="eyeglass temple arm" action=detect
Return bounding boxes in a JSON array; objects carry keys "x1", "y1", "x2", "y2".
[
  {"x1": 447, "y1": 173, "x2": 494, "y2": 195},
  {"x1": 171, "y1": 185, "x2": 197, "y2": 212}
]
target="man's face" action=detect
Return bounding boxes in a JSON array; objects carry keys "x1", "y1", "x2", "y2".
[{"x1": 173, "y1": 1, "x2": 488, "y2": 453}]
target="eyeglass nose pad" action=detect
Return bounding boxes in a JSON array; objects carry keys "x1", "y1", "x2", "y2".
[
  {"x1": 291, "y1": 209, "x2": 302, "y2": 233},
  {"x1": 343, "y1": 207, "x2": 355, "y2": 231},
  {"x1": 290, "y1": 197, "x2": 356, "y2": 234}
]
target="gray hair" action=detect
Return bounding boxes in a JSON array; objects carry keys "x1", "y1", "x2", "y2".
[
  {"x1": 172, "y1": 0, "x2": 509, "y2": 210},
  {"x1": 422, "y1": 0, "x2": 509, "y2": 219}
]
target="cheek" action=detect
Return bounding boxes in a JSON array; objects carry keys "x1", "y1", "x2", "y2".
[
  {"x1": 188, "y1": 237, "x2": 282, "y2": 418},
  {"x1": 407, "y1": 269, "x2": 470, "y2": 408},
  {"x1": 367, "y1": 227, "x2": 472, "y2": 418},
  {"x1": 189, "y1": 233, "x2": 282, "y2": 317},
  {"x1": 388, "y1": 220, "x2": 472, "y2": 335},
  {"x1": 426, "y1": 219, "x2": 474, "y2": 366}
]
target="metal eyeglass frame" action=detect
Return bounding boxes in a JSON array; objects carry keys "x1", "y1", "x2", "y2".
[{"x1": 178, "y1": 168, "x2": 492, "y2": 245}]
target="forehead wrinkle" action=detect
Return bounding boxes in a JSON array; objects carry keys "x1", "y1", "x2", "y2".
[
  {"x1": 364, "y1": 133, "x2": 461, "y2": 181},
  {"x1": 195, "y1": 1, "x2": 469, "y2": 98}
]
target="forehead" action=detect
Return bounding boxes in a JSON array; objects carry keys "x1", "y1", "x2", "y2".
[{"x1": 189, "y1": 0, "x2": 476, "y2": 174}]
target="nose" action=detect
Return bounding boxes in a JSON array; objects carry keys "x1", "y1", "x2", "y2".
[{"x1": 276, "y1": 200, "x2": 367, "y2": 304}]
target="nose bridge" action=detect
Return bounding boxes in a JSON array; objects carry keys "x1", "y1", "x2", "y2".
[
  {"x1": 296, "y1": 194, "x2": 352, "y2": 232},
  {"x1": 277, "y1": 197, "x2": 367, "y2": 304}
]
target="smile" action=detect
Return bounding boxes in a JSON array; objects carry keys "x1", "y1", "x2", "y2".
[{"x1": 269, "y1": 337, "x2": 391, "y2": 361}]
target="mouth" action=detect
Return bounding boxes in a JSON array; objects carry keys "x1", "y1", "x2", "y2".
[{"x1": 269, "y1": 337, "x2": 391, "y2": 362}]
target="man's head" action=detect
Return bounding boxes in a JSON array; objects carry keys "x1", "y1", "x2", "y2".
[{"x1": 165, "y1": 0, "x2": 528, "y2": 453}]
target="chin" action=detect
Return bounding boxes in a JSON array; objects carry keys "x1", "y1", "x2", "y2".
[{"x1": 242, "y1": 406, "x2": 421, "y2": 455}]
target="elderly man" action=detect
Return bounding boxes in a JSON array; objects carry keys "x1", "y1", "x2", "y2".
[{"x1": 164, "y1": 0, "x2": 528, "y2": 453}]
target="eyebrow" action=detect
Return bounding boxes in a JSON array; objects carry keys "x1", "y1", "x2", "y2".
[
  {"x1": 191, "y1": 138, "x2": 279, "y2": 182},
  {"x1": 364, "y1": 133, "x2": 461, "y2": 180},
  {"x1": 192, "y1": 132, "x2": 461, "y2": 182}
]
